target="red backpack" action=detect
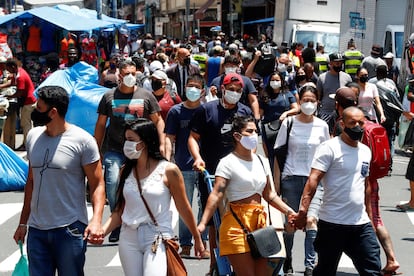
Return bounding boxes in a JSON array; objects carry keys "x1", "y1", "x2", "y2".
[{"x1": 361, "y1": 120, "x2": 391, "y2": 180}]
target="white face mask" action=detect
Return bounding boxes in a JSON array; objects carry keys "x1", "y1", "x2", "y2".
[
  {"x1": 224, "y1": 67, "x2": 238, "y2": 74},
  {"x1": 185, "y1": 87, "x2": 201, "y2": 102},
  {"x1": 270, "y1": 80, "x2": 281, "y2": 89},
  {"x1": 301, "y1": 102, "x2": 317, "y2": 115},
  {"x1": 123, "y1": 140, "x2": 143, "y2": 159},
  {"x1": 123, "y1": 74, "x2": 136, "y2": 88},
  {"x1": 239, "y1": 133, "x2": 258, "y2": 150},
  {"x1": 223, "y1": 90, "x2": 242, "y2": 104},
  {"x1": 277, "y1": 63, "x2": 286, "y2": 73}
]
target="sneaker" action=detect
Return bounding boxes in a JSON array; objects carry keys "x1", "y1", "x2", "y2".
[
  {"x1": 109, "y1": 226, "x2": 120, "y2": 242},
  {"x1": 179, "y1": 245, "x2": 192, "y2": 258},
  {"x1": 304, "y1": 267, "x2": 313, "y2": 276}
]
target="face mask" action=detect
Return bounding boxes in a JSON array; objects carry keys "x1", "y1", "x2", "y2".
[
  {"x1": 270, "y1": 80, "x2": 281, "y2": 89},
  {"x1": 296, "y1": 75, "x2": 306, "y2": 82},
  {"x1": 123, "y1": 140, "x2": 143, "y2": 159},
  {"x1": 300, "y1": 102, "x2": 317, "y2": 115},
  {"x1": 183, "y1": 57, "x2": 191, "y2": 66},
  {"x1": 223, "y1": 90, "x2": 242, "y2": 104},
  {"x1": 239, "y1": 133, "x2": 258, "y2": 150},
  {"x1": 277, "y1": 63, "x2": 286, "y2": 73},
  {"x1": 185, "y1": 87, "x2": 201, "y2": 102},
  {"x1": 151, "y1": 79, "x2": 163, "y2": 91},
  {"x1": 123, "y1": 74, "x2": 136, "y2": 87},
  {"x1": 224, "y1": 67, "x2": 237, "y2": 74},
  {"x1": 344, "y1": 125, "x2": 364, "y2": 141},
  {"x1": 359, "y1": 76, "x2": 369, "y2": 83},
  {"x1": 31, "y1": 108, "x2": 52, "y2": 126},
  {"x1": 333, "y1": 66, "x2": 342, "y2": 73}
]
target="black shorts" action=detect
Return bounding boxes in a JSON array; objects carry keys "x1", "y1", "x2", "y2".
[{"x1": 405, "y1": 151, "x2": 414, "y2": 181}]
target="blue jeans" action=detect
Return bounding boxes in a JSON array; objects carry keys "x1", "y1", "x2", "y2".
[
  {"x1": 178, "y1": 170, "x2": 208, "y2": 246},
  {"x1": 27, "y1": 221, "x2": 87, "y2": 276},
  {"x1": 313, "y1": 220, "x2": 381, "y2": 276},
  {"x1": 103, "y1": 151, "x2": 126, "y2": 212}
]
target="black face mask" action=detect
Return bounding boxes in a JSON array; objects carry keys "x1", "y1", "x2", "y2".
[
  {"x1": 183, "y1": 57, "x2": 191, "y2": 66},
  {"x1": 296, "y1": 75, "x2": 306, "y2": 82},
  {"x1": 151, "y1": 79, "x2": 163, "y2": 91},
  {"x1": 31, "y1": 108, "x2": 52, "y2": 127},
  {"x1": 359, "y1": 76, "x2": 369, "y2": 83},
  {"x1": 344, "y1": 125, "x2": 364, "y2": 141},
  {"x1": 333, "y1": 66, "x2": 342, "y2": 73}
]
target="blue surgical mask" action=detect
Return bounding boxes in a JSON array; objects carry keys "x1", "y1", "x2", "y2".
[{"x1": 185, "y1": 87, "x2": 201, "y2": 102}]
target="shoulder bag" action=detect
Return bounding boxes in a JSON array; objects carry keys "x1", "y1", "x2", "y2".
[
  {"x1": 135, "y1": 166, "x2": 187, "y2": 276},
  {"x1": 274, "y1": 116, "x2": 293, "y2": 172},
  {"x1": 263, "y1": 93, "x2": 289, "y2": 145}
]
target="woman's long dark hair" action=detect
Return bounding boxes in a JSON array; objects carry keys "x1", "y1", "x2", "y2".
[
  {"x1": 261, "y1": 71, "x2": 287, "y2": 102},
  {"x1": 114, "y1": 118, "x2": 165, "y2": 211}
]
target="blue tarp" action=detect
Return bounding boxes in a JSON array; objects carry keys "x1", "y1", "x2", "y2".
[
  {"x1": 36, "y1": 62, "x2": 109, "y2": 135},
  {"x1": 53, "y1": 4, "x2": 127, "y2": 25},
  {"x1": 0, "y1": 6, "x2": 119, "y2": 31},
  {"x1": 242, "y1": 17, "x2": 274, "y2": 25},
  {"x1": 0, "y1": 143, "x2": 28, "y2": 191}
]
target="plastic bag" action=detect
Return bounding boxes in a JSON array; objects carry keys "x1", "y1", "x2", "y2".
[
  {"x1": 0, "y1": 143, "x2": 28, "y2": 191},
  {"x1": 12, "y1": 241, "x2": 29, "y2": 276}
]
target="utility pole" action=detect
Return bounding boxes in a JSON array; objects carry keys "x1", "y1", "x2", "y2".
[
  {"x1": 96, "y1": 0, "x2": 102, "y2": 19},
  {"x1": 229, "y1": 0, "x2": 233, "y2": 37},
  {"x1": 185, "y1": 0, "x2": 190, "y2": 39}
]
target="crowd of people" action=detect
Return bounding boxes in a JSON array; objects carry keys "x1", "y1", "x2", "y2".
[{"x1": 6, "y1": 31, "x2": 414, "y2": 276}]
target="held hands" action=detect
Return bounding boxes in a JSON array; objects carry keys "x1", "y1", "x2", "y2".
[
  {"x1": 84, "y1": 221, "x2": 105, "y2": 245},
  {"x1": 290, "y1": 211, "x2": 307, "y2": 230}
]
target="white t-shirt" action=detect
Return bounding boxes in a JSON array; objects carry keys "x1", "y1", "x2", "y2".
[
  {"x1": 312, "y1": 136, "x2": 371, "y2": 225},
  {"x1": 274, "y1": 116, "x2": 330, "y2": 177},
  {"x1": 358, "y1": 82, "x2": 379, "y2": 121},
  {"x1": 215, "y1": 153, "x2": 267, "y2": 202}
]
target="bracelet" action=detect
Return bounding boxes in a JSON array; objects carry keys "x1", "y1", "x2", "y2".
[{"x1": 18, "y1": 224, "x2": 27, "y2": 228}]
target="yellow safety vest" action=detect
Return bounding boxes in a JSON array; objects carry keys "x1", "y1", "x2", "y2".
[
  {"x1": 315, "y1": 55, "x2": 329, "y2": 74},
  {"x1": 344, "y1": 50, "x2": 363, "y2": 75},
  {"x1": 192, "y1": 54, "x2": 207, "y2": 73}
]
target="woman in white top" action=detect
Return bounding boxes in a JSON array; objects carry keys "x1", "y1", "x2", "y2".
[
  {"x1": 198, "y1": 115, "x2": 296, "y2": 276},
  {"x1": 274, "y1": 84, "x2": 330, "y2": 275},
  {"x1": 101, "y1": 118, "x2": 205, "y2": 276},
  {"x1": 356, "y1": 67, "x2": 386, "y2": 123}
]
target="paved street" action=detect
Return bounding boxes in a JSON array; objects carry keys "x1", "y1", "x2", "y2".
[{"x1": 0, "y1": 136, "x2": 413, "y2": 275}]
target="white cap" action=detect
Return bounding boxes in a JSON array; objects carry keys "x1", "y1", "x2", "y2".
[
  {"x1": 149, "y1": 60, "x2": 163, "y2": 73},
  {"x1": 151, "y1": 70, "x2": 168, "y2": 81},
  {"x1": 383, "y1": 52, "x2": 394, "y2": 59}
]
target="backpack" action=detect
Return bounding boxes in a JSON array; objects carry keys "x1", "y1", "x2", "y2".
[
  {"x1": 374, "y1": 81, "x2": 403, "y2": 129},
  {"x1": 361, "y1": 120, "x2": 391, "y2": 180}
]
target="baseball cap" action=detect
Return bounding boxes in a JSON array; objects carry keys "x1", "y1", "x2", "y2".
[
  {"x1": 145, "y1": 50, "x2": 153, "y2": 56},
  {"x1": 149, "y1": 60, "x2": 163, "y2": 73},
  {"x1": 329, "y1": 53, "x2": 344, "y2": 62},
  {"x1": 223, "y1": 73, "x2": 244, "y2": 87},
  {"x1": 151, "y1": 70, "x2": 168, "y2": 81},
  {"x1": 331, "y1": 87, "x2": 357, "y2": 108},
  {"x1": 0, "y1": 56, "x2": 7, "y2": 63},
  {"x1": 383, "y1": 52, "x2": 394, "y2": 59},
  {"x1": 371, "y1": 44, "x2": 382, "y2": 56}
]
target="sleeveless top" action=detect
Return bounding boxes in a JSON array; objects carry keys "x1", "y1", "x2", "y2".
[{"x1": 121, "y1": 160, "x2": 173, "y2": 231}]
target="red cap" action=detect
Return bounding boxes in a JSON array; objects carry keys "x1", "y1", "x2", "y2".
[{"x1": 223, "y1": 73, "x2": 244, "y2": 87}]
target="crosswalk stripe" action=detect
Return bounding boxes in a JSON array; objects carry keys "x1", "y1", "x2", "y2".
[
  {"x1": 0, "y1": 245, "x2": 26, "y2": 272},
  {"x1": 0, "y1": 203, "x2": 22, "y2": 225},
  {"x1": 106, "y1": 252, "x2": 121, "y2": 267}
]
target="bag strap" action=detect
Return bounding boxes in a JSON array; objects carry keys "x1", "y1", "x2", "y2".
[
  {"x1": 134, "y1": 166, "x2": 159, "y2": 227},
  {"x1": 285, "y1": 116, "x2": 293, "y2": 145},
  {"x1": 229, "y1": 206, "x2": 250, "y2": 234},
  {"x1": 256, "y1": 155, "x2": 273, "y2": 226}
]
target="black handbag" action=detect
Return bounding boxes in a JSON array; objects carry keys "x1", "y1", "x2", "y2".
[
  {"x1": 230, "y1": 206, "x2": 281, "y2": 259},
  {"x1": 274, "y1": 116, "x2": 293, "y2": 172}
]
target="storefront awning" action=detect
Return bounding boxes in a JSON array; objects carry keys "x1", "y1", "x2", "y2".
[
  {"x1": 194, "y1": 0, "x2": 215, "y2": 20},
  {"x1": 242, "y1": 17, "x2": 274, "y2": 25}
]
